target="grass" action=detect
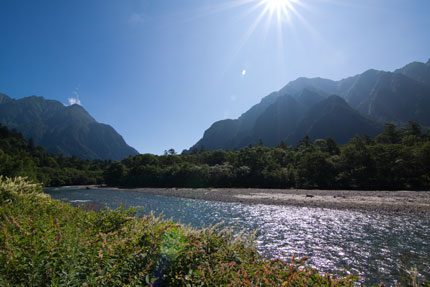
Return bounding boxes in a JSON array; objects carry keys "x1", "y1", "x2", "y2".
[{"x1": 1, "y1": 176, "x2": 360, "y2": 286}]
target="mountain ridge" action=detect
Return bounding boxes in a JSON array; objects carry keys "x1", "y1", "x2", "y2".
[
  {"x1": 291, "y1": 95, "x2": 382, "y2": 144},
  {"x1": 0, "y1": 95, "x2": 138, "y2": 160},
  {"x1": 189, "y1": 59, "x2": 430, "y2": 152}
]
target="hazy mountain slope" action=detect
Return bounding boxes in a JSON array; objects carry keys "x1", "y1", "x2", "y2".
[
  {"x1": 251, "y1": 88, "x2": 327, "y2": 147},
  {"x1": 190, "y1": 59, "x2": 430, "y2": 151},
  {"x1": 342, "y1": 69, "x2": 382, "y2": 108},
  {"x1": 357, "y1": 72, "x2": 430, "y2": 124},
  {"x1": 394, "y1": 59, "x2": 430, "y2": 87},
  {"x1": 253, "y1": 95, "x2": 304, "y2": 147},
  {"x1": 236, "y1": 92, "x2": 280, "y2": 132},
  {"x1": 276, "y1": 60, "x2": 430, "y2": 122},
  {"x1": 295, "y1": 88, "x2": 326, "y2": 107},
  {"x1": 0, "y1": 95, "x2": 138, "y2": 160},
  {"x1": 291, "y1": 96, "x2": 382, "y2": 145},
  {"x1": 191, "y1": 119, "x2": 239, "y2": 151},
  {"x1": 279, "y1": 77, "x2": 338, "y2": 97},
  {"x1": 189, "y1": 92, "x2": 279, "y2": 151}
]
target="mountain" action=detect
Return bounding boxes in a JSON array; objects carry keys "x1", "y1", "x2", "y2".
[
  {"x1": 190, "y1": 92, "x2": 279, "y2": 151},
  {"x1": 357, "y1": 72, "x2": 430, "y2": 124},
  {"x1": 248, "y1": 93, "x2": 382, "y2": 147},
  {"x1": 0, "y1": 93, "x2": 12, "y2": 104},
  {"x1": 0, "y1": 95, "x2": 138, "y2": 160},
  {"x1": 190, "y1": 59, "x2": 430, "y2": 151},
  {"x1": 252, "y1": 94, "x2": 305, "y2": 147},
  {"x1": 395, "y1": 59, "x2": 430, "y2": 87},
  {"x1": 291, "y1": 96, "x2": 382, "y2": 144}
]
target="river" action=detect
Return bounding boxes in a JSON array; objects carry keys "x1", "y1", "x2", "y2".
[{"x1": 45, "y1": 187, "x2": 430, "y2": 286}]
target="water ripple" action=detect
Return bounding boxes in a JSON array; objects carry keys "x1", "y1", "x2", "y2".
[{"x1": 46, "y1": 188, "x2": 430, "y2": 286}]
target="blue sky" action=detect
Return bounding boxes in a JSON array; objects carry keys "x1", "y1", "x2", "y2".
[{"x1": 1, "y1": 0, "x2": 429, "y2": 154}]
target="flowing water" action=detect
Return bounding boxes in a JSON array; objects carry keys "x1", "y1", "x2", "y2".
[{"x1": 46, "y1": 187, "x2": 430, "y2": 285}]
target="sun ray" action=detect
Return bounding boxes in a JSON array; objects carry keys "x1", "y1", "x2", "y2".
[
  {"x1": 233, "y1": 5, "x2": 270, "y2": 57},
  {"x1": 285, "y1": 1, "x2": 321, "y2": 42},
  {"x1": 174, "y1": 0, "x2": 325, "y2": 82},
  {"x1": 159, "y1": 0, "x2": 256, "y2": 28}
]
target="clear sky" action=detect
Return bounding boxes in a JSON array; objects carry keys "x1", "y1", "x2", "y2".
[{"x1": 1, "y1": 0, "x2": 429, "y2": 154}]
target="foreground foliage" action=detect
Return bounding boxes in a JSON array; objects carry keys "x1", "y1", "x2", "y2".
[
  {"x1": 0, "y1": 177, "x2": 358, "y2": 286},
  {"x1": 107, "y1": 122, "x2": 430, "y2": 190}
]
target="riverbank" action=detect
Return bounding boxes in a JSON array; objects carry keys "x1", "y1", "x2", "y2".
[
  {"x1": 2, "y1": 177, "x2": 360, "y2": 286},
  {"x1": 75, "y1": 185, "x2": 430, "y2": 214}
]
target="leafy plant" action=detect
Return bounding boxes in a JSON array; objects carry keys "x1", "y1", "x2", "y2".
[{"x1": 0, "y1": 177, "x2": 361, "y2": 286}]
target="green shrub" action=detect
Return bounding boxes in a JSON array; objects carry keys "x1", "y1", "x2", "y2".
[
  {"x1": 0, "y1": 177, "x2": 359, "y2": 286},
  {"x1": 0, "y1": 176, "x2": 44, "y2": 203}
]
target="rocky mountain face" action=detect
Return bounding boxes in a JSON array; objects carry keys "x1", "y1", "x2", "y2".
[
  {"x1": 191, "y1": 92, "x2": 280, "y2": 151},
  {"x1": 189, "y1": 59, "x2": 430, "y2": 151},
  {"x1": 0, "y1": 95, "x2": 138, "y2": 160}
]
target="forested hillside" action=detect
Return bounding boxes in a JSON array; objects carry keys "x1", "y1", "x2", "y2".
[
  {"x1": 0, "y1": 94, "x2": 138, "y2": 160},
  {"x1": 2, "y1": 122, "x2": 429, "y2": 191},
  {"x1": 106, "y1": 122, "x2": 430, "y2": 191},
  {"x1": 0, "y1": 124, "x2": 106, "y2": 186}
]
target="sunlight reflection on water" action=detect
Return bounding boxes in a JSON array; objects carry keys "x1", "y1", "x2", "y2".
[{"x1": 46, "y1": 187, "x2": 430, "y2": 285}]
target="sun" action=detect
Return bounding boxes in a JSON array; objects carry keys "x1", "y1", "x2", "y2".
[
  {"x1": 261, "y1": 0, "x2": 294, "y2": 16},
  {"x1": 196, "y1": 0, "x2": 310, "y2": 62},
  {"x1": 263, "y1": 0, "x2": 291, "y2": 13},
  {"x1": 256, "y1": 0, "x2": 302, "y2": 26}
]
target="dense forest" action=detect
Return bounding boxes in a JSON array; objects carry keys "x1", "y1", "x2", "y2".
[
  {"x1": 0, "y1": 124, "x2": 107, "y2": 186},
  {"x1": 105, "y1": 121, "x2": 430, "y2": 190},
  {"x1": 1, "y1": 122, "x2": 429, "y2": 190}
]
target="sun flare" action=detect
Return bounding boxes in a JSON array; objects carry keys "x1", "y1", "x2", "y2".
[
  {"x1": 259, "y1": 0, "x2": 301, "y2": 23},
  {"x1": 264, "y1": 0, "x2": 290, "y2": 12}
]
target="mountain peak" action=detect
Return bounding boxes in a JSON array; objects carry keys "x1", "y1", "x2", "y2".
[
  {"x1": 190, "y1": 58, "x2": 430, "y2": 151},
  {"x1": 66, "y1": 103, "x2": 88, "y2": 112},
  {"x1": 25, "y1": 95, "x2": 47, "y2": 102},
  {"x1": 312, "y1": 95, "x2": 350, "y2": 113},
  {"x1": 0, "y1": 93, "x2": 12, "y2": 104},
  {"x1": 0, "y1": 95, "x2": 138, "y2": 160},
  {"x1": 279, "y1": 76, "x2": 337, "y2": 97},
  {"x1": 326, "y1": 94, "x2": 346, "y2": 103},
  {"x1": 361, "y1": 69, "x2": 380, "y2": 77},
  {"x1": 394, "y1": 58, "x2": 430, "y2": 87},
  {"x1": 296, "y1": 88, "x2": 325, "y2": 107},
  {"x1": 291, "y1": 95, "x2": 382, "y2": 145},
  {"x1": 63, "y1": 104, "x2": 96, "y2": 125}
]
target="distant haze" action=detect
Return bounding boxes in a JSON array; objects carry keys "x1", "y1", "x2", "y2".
[{"x1": 0, "y1": 0, "x2": 429, "y2": 154}]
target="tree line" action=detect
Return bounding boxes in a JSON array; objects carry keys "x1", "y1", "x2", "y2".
[
  {"x1": 1, "y1": 122, "x2": 429, "y2": 190},
  {"x1": 105, "y1": 121, "x2": 430, "y2": 190},
  {"x1": 0, "y1": 124, "x2": 108, "y2": 186}
]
